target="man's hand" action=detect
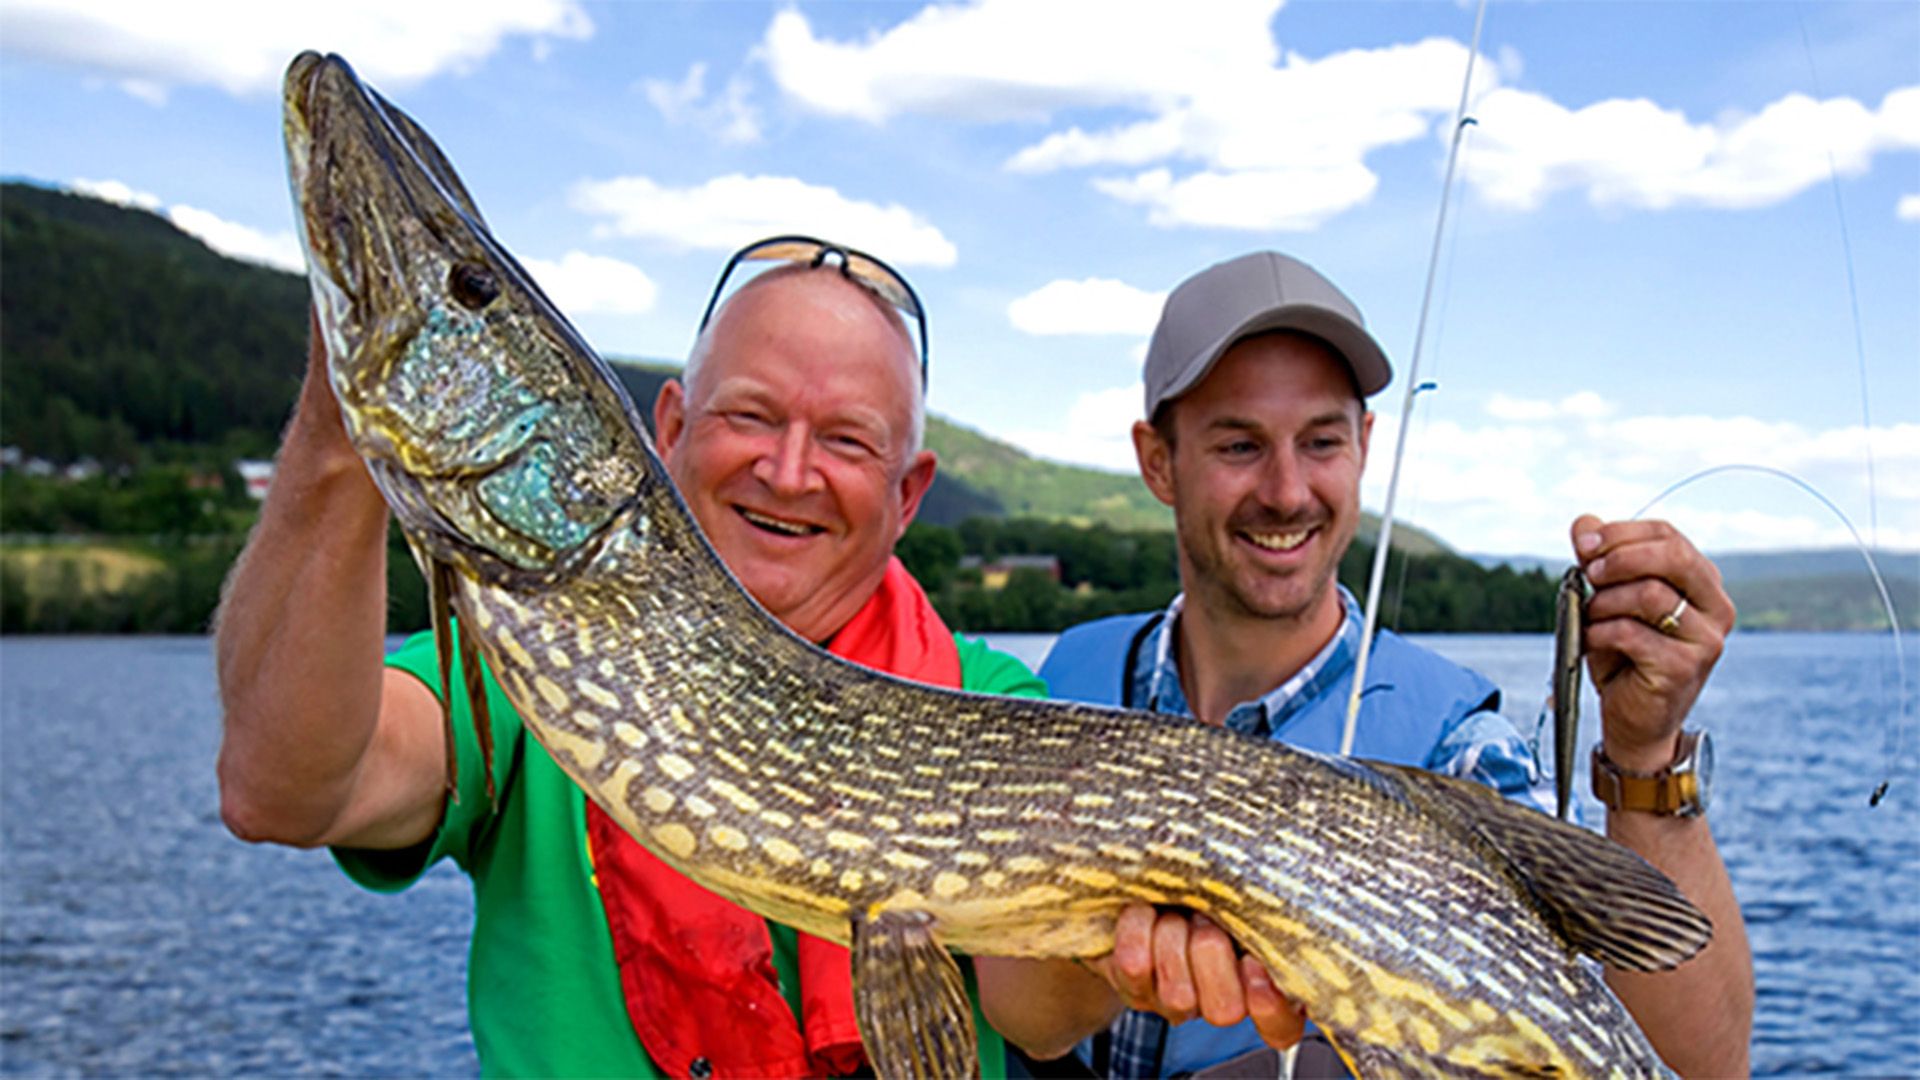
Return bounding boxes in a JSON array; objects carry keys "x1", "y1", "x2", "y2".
[
  {"x1": 1571, "y1": 514, "x2": 1734, "y2": 772},
  {"x1": 1085, "y1": 903, "x2": 1305, "y2": 1047}
]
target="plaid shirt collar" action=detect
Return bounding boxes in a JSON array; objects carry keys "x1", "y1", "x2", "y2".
[{"x1": 1131, "y1": 586, "x2": 1364, "y2": 738}]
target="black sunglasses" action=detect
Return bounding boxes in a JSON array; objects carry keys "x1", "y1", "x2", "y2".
[{"x1": 697, "y1": 235, "x2": 929, "y2": 394}]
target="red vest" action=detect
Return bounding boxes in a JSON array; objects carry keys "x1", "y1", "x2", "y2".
[{"x1": 586, "y1": 558, "x2": 961, "y2": 1077}]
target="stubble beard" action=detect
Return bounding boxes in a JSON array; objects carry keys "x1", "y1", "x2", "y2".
[{"x1": 1179, "y1": 511, "x2": 1337, "y2": 627}]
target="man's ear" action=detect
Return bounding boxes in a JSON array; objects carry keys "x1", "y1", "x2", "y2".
[
  {"x1": 893, "y1": 449, "x2": 939, "y2": 540},
  {"x1": 1133, "y1": 420, "x2": 1177, "y2": 508},
  {"x1": 653, "y1": 380, "x2": 687, "y2": 460}
]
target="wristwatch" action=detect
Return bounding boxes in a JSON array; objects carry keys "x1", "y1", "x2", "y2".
[{"x1": 1590, "y1": 730, "x2": 1713, "y2": 817}]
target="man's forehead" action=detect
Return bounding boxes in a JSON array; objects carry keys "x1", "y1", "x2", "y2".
[
  {"x1": 721, "y1": 265, "x2": 913, "y2": 343},
  {"x1": 1169, "y1": 335, "x2": 1365, "y2": 424}
]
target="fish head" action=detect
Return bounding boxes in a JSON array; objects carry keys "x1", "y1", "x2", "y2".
[{"x1": 283, "y1": 52, "x2": 655, "y2": 584}]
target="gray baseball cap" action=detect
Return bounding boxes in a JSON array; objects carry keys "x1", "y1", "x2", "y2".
[{"x1": 1143, "y1": 251, "x2": 1392, "y2": 418}]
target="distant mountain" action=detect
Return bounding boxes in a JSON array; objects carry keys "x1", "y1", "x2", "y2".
[
  {"x1": 1473, "y1": 546, "x2": 1918, "y2": 631},
  {"x1": 1469, "y1": 553, "x2": 1559, "y2": 574},
  {"x1": 1710, "y1": 547, "x2": 1917, "y2": 584},
  {"x1": 1714, "y1": 548, "x2": 1918, "y2": 631}
]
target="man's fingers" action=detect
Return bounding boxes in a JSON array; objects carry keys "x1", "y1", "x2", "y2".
[
  {"x1": 1241, "y1": 955, "x2": 1306, "y2": 1050},
  {"x1": 1188, "y1": 914, "x2": 1245, "y2": 1027},
  {"x1": 1151, "y1": 910, "x2": 1198, "y2": 1021},
  {"x1": 1109, "y1": 903, "x2": 1159, "y2": 1008},
  {"x1": 1574, "y1": 517, "x2": 1732, "y2": 633}
]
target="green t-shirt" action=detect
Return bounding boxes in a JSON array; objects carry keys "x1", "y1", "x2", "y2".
[{"x1": 340, "y1": 629, "x2": 1045, "y2": 1079}]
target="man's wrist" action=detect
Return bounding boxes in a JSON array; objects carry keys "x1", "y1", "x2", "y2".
[
  {"x1": 1593, "y1": 730, "x2": 1712, "y2": 818},
  {"x1": 1598, "y1": 728, "x2": 1683, "y2": 773}
]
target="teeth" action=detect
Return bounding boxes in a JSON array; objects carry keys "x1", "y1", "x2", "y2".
[
  {"x1": 741, "y1": 508, "x2": 818, "y2": 536},
  {"x1": 1245, "y1": 529, "x2": 1310, "y2": 552}
]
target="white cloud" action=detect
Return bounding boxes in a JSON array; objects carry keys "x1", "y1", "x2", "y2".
[
  {"x1": 1463, "y1": 85, "x2": 1920, "y2": 212},
  {"x1": 569, "y1": 174, "x2": 957, "y2": 267},
  {"x1": 997, "y1": 381, "x2": 1920, "y2": 556},
  {"x1": 1367, "y1": 396, "x2": 1920, "y2": 555},
  {"x1": 164, "y1": 204, "x2": 305, "y2": 272},
  {"x1": 1899, "y1": 194, "x2": 1920, "y2": 222},
  {"x1": 0, "y1": 0, "x2": 591, "y2": 101},
  {"x1": 69, "y1": 178, "x2": 304, "y2": 271},
  {"x1": 1484, "y1": 390, "x2": 1614, "y2": 421},
  {"x1": 1007, "y1": 279, "x2": 1165, "y2": 336},
  {"x1": 1093, "y1": 164, "x2": 1381, "y2": 232},
  {"x1": 762, "y1": 8, "x2": 1482, "y2": 230},
  {"x1": 761, "y1": 5, "x2": 1919, "y2": 230},
  {"x1": 1000, "y1": 383, "x2": 1145, "y2": 471},
  {"x1": 763, "y1": 0, "x2": 1279, "y2": 124},
  {"x1": 521, "y1": 251, "x2": 658, "y2": 316},
  {"x1": 70, "y1": 177, "x2": 161, "y2": 211},
  {"x1": 642, "y1": 62, "x2": 761, "y2": 145}
]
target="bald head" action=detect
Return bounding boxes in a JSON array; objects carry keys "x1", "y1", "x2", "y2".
[{"x1": 684, "y1": 265, "x2": 924, "y2": 450}]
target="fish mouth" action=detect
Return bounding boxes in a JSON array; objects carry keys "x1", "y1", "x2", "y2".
[{"x1": 737, "y1": 506, "x2": 827, "y2": 538}]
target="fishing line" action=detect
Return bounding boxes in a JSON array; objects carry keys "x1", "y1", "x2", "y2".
[
  {"x1": 1633, "y1": 464, "x2": 1910, "y2": 806},
  {"x1": 1386, "y1": 175, "x2": 1472, "y2": 633},
  {"x1": 1343, "y1": 0, "x2": 1489, "y2": 756},
  {"x1": 1795, "y1": 6, "x2": 1881, "y2": 549}
]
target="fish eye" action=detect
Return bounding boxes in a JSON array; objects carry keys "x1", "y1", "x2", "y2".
[{"x1": 448, "y1": 263, "x2": 500, "y2": 310}]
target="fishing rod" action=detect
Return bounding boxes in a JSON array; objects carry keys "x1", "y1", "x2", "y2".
[{"x1": 1340, "y1": 0, "x2": 1488, "y2": 756}]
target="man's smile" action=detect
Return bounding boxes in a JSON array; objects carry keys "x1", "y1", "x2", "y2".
[
  {"x1": 737, "y1": 505, "x2": 826, "y2": 537},
  {"x1": 1242, "y1": 527, "x2": 1313, "y2": 553}
]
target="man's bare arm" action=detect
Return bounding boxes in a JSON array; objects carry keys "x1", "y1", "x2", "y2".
[
  {"x1": 1575, "y1": 515, "x2": 1754, "y2": 1076},
  {"x1": 215, "y1": 314, "x2": 448, "y2": 851}
]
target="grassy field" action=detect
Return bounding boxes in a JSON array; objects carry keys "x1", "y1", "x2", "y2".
[{"x1": 3, "y1": 543, "x2": 168, "y2": 595}]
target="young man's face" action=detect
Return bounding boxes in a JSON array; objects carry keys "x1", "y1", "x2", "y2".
[
  {"x1": 1135, "y1": 332, "x2": 1372, "y2": 630},
  {"x1": 654, "y1": 271, "x2": 935, "y2": 643}
]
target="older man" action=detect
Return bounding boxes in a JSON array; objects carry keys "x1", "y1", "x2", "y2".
[
  {"x1": 215, "y1": 238, "x2": 1043, "y2": 1077},
  {"x1": 978, "y1": 252, "x2": 1753, "y2": 1078}
]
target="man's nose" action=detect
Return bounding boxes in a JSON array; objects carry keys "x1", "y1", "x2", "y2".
[
  {"x1": 754, "y1": 423, "x2": 818, "y2": 497},
  {"x1": 1255, "y1": 447, "x2": 1312, "y2": 511}
]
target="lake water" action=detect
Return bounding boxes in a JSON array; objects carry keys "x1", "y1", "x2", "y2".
[{"x1": 2, "y1": 633, "x2": 1915, "y2": 1076}]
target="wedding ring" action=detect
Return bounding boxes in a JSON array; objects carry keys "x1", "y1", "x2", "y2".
[{"x1": 1656, "y1": 595, "x2": 1689, "y2": 636}]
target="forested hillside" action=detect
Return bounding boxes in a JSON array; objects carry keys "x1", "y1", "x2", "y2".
[
  {"x1": 1, "y1": 182, "x2": 308, "y2": 465},
  {"x1": 0, "y1": 179, "x2": 1553, "y2": 633}
]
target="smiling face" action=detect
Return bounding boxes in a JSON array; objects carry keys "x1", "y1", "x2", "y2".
[
  {"x1": 653, "y1": 269, "x2": 936, "y2": 643},
  {"x1": 1135, "y1": 331, "x2": 1371, "y2": 635}
]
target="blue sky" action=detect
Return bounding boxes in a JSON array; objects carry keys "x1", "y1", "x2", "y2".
[{"x1": 2, "y1": 0, "x2": 1915, "y2": 560}]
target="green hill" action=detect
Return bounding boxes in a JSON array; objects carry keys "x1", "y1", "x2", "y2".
[
  {"x1": 1714, "y1": 548, "x2": 1919, "y2": 631},
  {"x1": 2, "y1": 176, "x2": 1439, "y2": 554},
  {"x1": 0, "y1": 181, "x2": 307, "y2": 464}
]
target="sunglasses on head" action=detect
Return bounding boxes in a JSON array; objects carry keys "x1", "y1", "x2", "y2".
[{"x1": 698, "y1": 235, "x2": 929, "y2": 393}]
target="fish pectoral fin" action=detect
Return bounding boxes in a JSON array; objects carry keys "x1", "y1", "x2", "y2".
[
  {"x1": 455, "y1": 606, "x2": 495, "y2": 805},
  {"x1": 1373, "y1": 761, "x2": 1712, "y2": 972},
  {"x1": 849, "y1": 909, "x2": 978, "y2": 1080},
  {"x1": 423, "y1": 554, "x2": 496, "y2": 807},
  {"x1": 423, "y1": 551, "x2": 461, "y2": 803}
]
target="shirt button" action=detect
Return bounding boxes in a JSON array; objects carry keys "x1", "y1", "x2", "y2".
[{"x1": 688, "y1": 1057, "x2": 713, "y2": 1079}]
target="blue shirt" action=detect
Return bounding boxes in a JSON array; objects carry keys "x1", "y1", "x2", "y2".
[
  {"x1": 1132, "y1": 588, "x2": 1556, "y2": 815},
  {"x1": 1068, "y1": 587, "x2": 1560, "y2": 1078}
]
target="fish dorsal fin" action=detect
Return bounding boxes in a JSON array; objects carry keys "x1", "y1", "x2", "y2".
[
  {"x1": 850, "y1": 910, "x2": 978, "y2": 1080},
  {"x1": 1371, "y1": 761, "x2": 1712, "y2": 972}
]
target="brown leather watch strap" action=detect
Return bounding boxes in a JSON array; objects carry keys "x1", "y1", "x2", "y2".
[{"x1": 1591, "y1": 731, "x2": 1703, "y2": 816}]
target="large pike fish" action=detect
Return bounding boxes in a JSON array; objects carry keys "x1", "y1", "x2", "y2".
[{"x1": 283, "y1": 51, "x2": 1709, "y2": 1079}]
